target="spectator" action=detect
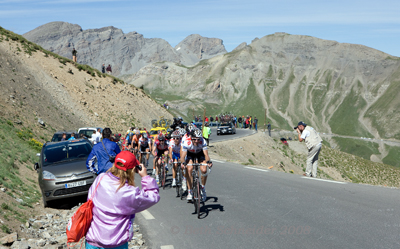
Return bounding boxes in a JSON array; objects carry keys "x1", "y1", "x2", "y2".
[
  {"x1": 249, "y1": 116, "x2": 253, "y2": 130},
  {"x1": 86, "y1": 128, "x2": 121, "y2": 174},
  {"x1": 254, "y1": 117, "x2": 258, "y2": 132},
  {"x1": 61, "y1": 133, "x2": 67, "y2": 141},
  {"x1": 89, "y1": 130, "x2": 97, "y2": 144},
  {"x1": 202, "y1": 122, "x2": 211, "y2": 146},
  {"x1": 267, "y1": 122, "x2": 271, "y2": 137},
  {"x1": 238, "y1": 116, "x2": 243, "y2": 128},
  {"x1": 296, "y1": 121, "x2": 322, "y2": 178},
  {"x1": 101, "y1": 64, "x2": 105, "y2": 74},
  {"x1": 85, "y1": 151, "x2": 160, "y2": 249},
  {"x1": 72, "y1": 48, "x2": 77, "y2": 62},
  {"x1": 215, "y1": 115, "x2": 219, "y2": 124},
  {"x1": 68, "y1": 133, "x2": 76, "y2": 140},
  {"x1": 106, "y1": 64, "x2": 112, "y2": 74}
]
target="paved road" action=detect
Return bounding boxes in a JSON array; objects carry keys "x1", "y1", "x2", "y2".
[{"x1": 136, "y1": 132, "x2": 400, "y2": 249}]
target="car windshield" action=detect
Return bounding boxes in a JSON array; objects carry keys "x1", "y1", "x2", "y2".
[
  {"x1": 51, "y1": 133, "x2": 72, "y2": 142},
  {"x1": 220, "y1": 123, "x2": 232, "y2": 128},
  {"x1": 150, "y1": 130, "x2": 162, "y2": 135},
  {"x1": 79, "y1": 129, "x2": 95, "y2": 138},
  {"x1": 43, "y1": 142, "x2": 92, "y2": 166}
]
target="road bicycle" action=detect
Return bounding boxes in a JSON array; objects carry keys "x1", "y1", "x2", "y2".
[
  {"x1": 158, "y1": 154, "x2": 168, "y2": 190},
  {"x1": 139, "y1": 151, "x2": 150, "y2": 169},
  {"x1": 187, "y1": 160, "x2": 211, "y2": 219},
  {"x1": 173, "y1": 161, "x2": 184, "y2": 198}
]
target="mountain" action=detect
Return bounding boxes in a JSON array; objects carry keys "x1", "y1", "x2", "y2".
[
  {"x1": 0, "y1": 26, "x2": 172, "y2": 139},
  {"x1": 23, "y1": 22, "x2": 227, "y2": 76},
  {"x1": 125, "y1": 32, "x2": 400, "y2": 165}
]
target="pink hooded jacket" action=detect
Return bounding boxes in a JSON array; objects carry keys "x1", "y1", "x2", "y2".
[{"x1": 85, "y1": 172, "x2": 160, "y2": 248}]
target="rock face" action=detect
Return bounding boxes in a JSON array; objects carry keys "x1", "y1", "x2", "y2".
[
  {"x1": 23, "y1": 22, "x2": 227, "y2": 75},
  {"x1": 175, "y1": 34, "x2": 226, "y2": 65},
  {"x1": 127, "y1": 33, "x2": 400, "y2": 143}
]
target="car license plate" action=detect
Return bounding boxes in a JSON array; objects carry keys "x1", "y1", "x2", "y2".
[{"x1": 65, "y1": 180, "x2": 86, "y2": 188}]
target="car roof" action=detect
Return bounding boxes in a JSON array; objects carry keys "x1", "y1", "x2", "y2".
[
  {"x1": 53, "y1": 130, "x2": 77, "y2": 134},
  {"x1": 78, "y1": 127, "x2": 102, "y2": 131},
  {"x1": 44, "y1": 138, "x2": 90, "y2": 147}
]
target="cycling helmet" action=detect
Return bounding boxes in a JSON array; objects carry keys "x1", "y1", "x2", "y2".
[
  {"x1": 171, "y1": 130, "x2": 180, "y2": 138},
  {"x1": 158, "y1": 134, "x2": 165, "y2": 141},
  {"x1": 142, "y1": 133, "x2": 148, "y2": 139},
  {"x1": 135, "y1": 129, "x2": 140, "y2": 135},
  {"x1": 186, "y1": 123, "x2": 196, "y2": 133},
  {"x1": 191, "y1": 128, "x2": 202, "y2": 138},
  {"x1": 178, "y1": 128, "x2": 186, "y2": 136}
]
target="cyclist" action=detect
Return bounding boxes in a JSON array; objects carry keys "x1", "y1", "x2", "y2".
[
  {"x1": 130, "y1": 129, "x2": 141, "y2": 156},
  {"x1": 138, "y1": 133, "x2": 152, "y2": 167},
  {"x1": 168, "y1": 131, "x2": 182, "y2": 187},
  {"x1": 181, "y1": 128, "x2": 213, "y2": 201},
  {"x1": 152, "y1": 133, "x2": 169, "y2": 184},
  {"x1": 124, "y1": 127, "x2": 134, "y2": 150}
]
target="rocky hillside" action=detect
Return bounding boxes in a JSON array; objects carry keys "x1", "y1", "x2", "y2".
[
  {"x1": 23, "y1": 22, "x2": 227, "y2": 76},
  {"x1": 127, "y1": 33, "x2": 400, "y2": 142}
]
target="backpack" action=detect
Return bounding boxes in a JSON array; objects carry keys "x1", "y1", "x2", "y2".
[{"x1": 66, "y1": 175, "x2": 105, "y2": 247}]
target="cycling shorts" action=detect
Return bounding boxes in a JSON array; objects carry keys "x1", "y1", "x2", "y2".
[
  {"x1": 140, "y1": 145, "x2": 149, "y2": 152},
  {"x1": 172, "y1": 152, "x2": 180, "y2": 160},
  {"x1": 186, "y1": 150, "x2": 205, "y2": 163},
  {"x1": 156, "y1": 149, "x2": 168, "y2": 157}
]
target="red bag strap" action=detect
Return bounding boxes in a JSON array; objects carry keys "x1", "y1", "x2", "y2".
[{"x1": 89, "y1": 174, "x2": 106, "y2": 201}]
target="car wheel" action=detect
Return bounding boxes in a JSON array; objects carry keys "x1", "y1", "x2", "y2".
[{"x1": 42, "y1": 193, "x2": 48, "y2": 208}]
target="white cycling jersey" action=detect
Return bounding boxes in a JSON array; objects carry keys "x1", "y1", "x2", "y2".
[
  {"x1": 168, "y1": 138, "x2": 181, "y2": 154},
  {"x1": 182, "y1": 137, "x2": 207, "y2": 153}
]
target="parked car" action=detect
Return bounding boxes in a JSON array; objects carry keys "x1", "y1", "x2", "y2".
[
  {"x1": 78, "y1": 127, "x2": 102, "y2": 139},
  {"x1": 217, "y1": 122, "x2": 236, "y2": 135},
  {"x1": 149, "y1": 127, "x2": 168, "y2": 140},
  {"x1": 51, "y1": 131, "x2": 77, "y2": 142},
  {"x1": 34, "y1": 139, "x2": 96, "y2": 207}
]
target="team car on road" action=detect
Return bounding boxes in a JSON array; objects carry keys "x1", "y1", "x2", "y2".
[
  {"x1": 34, "y1": 139, "x2": 96, "y2": 207},
  {"x1": 217, "y1": 122, "x2": 236, "y2": 135}
]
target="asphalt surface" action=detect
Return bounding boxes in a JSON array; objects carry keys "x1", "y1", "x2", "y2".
[{"x1": 135, "y1": 130, "x2": 400, "y2": 249}]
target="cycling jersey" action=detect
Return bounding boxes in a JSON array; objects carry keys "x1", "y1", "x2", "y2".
[
  {"x1": 139, "y1": 137, "x2": 150, "y2": 150},
  {"x1": 182, "y1": 137, "x2": 207, "y2": 153},
  {"x1": 154, "y1": 139, "x2": 168, "y2": 151},
  {"x1": 131, "y1": 134, "x2": 140, "y2": 146},
  {"x1": 168, "y1": 138, "x2": 181, "y2": 154}
]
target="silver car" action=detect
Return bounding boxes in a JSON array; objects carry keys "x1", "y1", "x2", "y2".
[
  {"x1": 34, "y1": 139, "x2": 96, "y2": 207},
  {"x1": 217, "y1": 122, "x2": 236, "y2": 135}
]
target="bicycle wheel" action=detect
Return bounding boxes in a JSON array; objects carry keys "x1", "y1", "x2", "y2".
[
  {"x1": 176, "y1": 164, "x2": 181, "y2": 197},
  {"x1": 162, "y1": 160, "x2": 166, "y2": 189},
  {"x1": 196, "y1": 174, "x2": 201, "y2": 218},
  {"x1": 193, "y1": 177, "x2": 198, "y2": 214}
]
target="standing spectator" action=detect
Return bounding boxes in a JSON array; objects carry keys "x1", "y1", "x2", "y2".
[
  {"x1": 249, "y1": 116, "x2": 253, "y2": 130},
  {"x1": 238, "y1": 116, "x2": 243, "y2": 128},
  {"x1": 267, "y1": 122, "x2": 271, "y2": 137},
  {"x1": 202, "y1": 122, "x2": 211, "y2": 146},
  {"x1": 101, "y1": 64, "x2": 105, "y2": 74},
  {"x1": 254, "y1": 117, "x2": 258, "y2": 132},
  {"x1": 61, "y1": 133, "x2": 67, "y2": 141},
  {"x1": 205, "y1": 116, "x2": 209, "y2": 123},
  {"x1": 195, "y1": 116, "x2": 198, "y2": 122},
  {"x1": 85, "y1": 151, "x2": 160, "y2": 249},
  {"x1": 89, "y1": 130, "x2": 97, "y2": 144},
  {"x1": 215, "y1": 115, "x2": 219, "y2": 124},
  {"x1": 72, "y1": 48, "x2": 77, "y2": 62},
  {"x1": 233, "y1": 116, "x2": 237, "y2": 128},
  {"x1": 296, "y1": 121, "x2": 322, "y2": 178},
  {"x1": 198, "y1": 116, "x2": 202, "y2": 122},
  {"x1": 86, "y1": 128, "x2": 121, "y2": 174},
  {"x1": 245, "y1": 116, "x2": 249, "y2": 129},
  {"x1": 92, "y1": 128, "x2": 102, "y2": 144},
  {"x1": 106, "y1": 64, "x2": 112, "y2": 74}
]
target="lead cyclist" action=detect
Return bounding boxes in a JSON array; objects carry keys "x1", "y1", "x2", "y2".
[{"x1": 180, "y1": 129, "x2": 212, "y2": 201}]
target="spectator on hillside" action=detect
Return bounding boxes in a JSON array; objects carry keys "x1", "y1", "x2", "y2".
[
  {"x1": 296, "y1": 121, "x2": 322, "y2": 178},
  {"x1": 106, "y1": 64, "x2": 112, "y2": 74},
  {"x1": 215, "y1": 115, "x2": 219, "y2": 124},
  {"x1": 101, "y1": 64, "x2": 105, "y2": 74},
  {"x1": 267, "y1": 122, "x2": 271, "y2": 136},
  {"x1": 249, "y1": 116, "x2": 253, "y2": 130},
  {"x1": 72, "y1": 48, "x2": 77, "y2": 62},
  {"x1": 86, "y1": 128, "x2": 121, "y2": 174},
  {"x1": 254, "y1": 117, "x2": 258, "y2": 132}
]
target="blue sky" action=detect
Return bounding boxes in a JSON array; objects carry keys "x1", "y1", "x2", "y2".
[{"x1": 1, "y1": 0, "x2": 400, "y2": 56}]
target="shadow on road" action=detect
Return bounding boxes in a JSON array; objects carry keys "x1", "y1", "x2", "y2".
[{"x1": 198, "y1": 197, "x2": 224, "y2": 219}]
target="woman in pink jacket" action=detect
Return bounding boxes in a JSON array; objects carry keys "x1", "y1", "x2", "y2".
[{"x1": 85, "y1": 151, "x2": 160, "y2": 249}]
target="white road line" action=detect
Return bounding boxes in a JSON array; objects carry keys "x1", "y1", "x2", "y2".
[
  {"x1": 301, "y1": 177, "x2": 347, "y2": 184},
  {"x1": 160, "y1": 246, "x2": 174, "y2": 249},
  {"x1": 213, "y1": 159, "x2": 225, "y2": 163},
  {"x1": 244, "y1": 167, "x2": 269, "y2": 172},
  {"x1": 139, "y1": 210, "x2": 155, "y2": 220}
]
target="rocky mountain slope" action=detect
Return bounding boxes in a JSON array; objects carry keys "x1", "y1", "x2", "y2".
[
  {"x1": 23, "y1": 22, "x2": 227, "y2": 76},
  {"x1": 127, "y1": 33, "x2": 400, "y2": 142}
]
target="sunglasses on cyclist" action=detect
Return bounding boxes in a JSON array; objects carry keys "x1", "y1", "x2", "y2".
[
  {"x1": 173, "y1": 137, "x2": 180, "y2": 140},
  {"x1": 159, "y1": 139, "x2": 165, "y2": 142},
  {"x1": 192, "y1": 138, "x2": 200, "y2": 141}
]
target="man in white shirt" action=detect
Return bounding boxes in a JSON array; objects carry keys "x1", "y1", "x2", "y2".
[{"x1": 296, "y1": 121, "x2": 322, "y2": 178}]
